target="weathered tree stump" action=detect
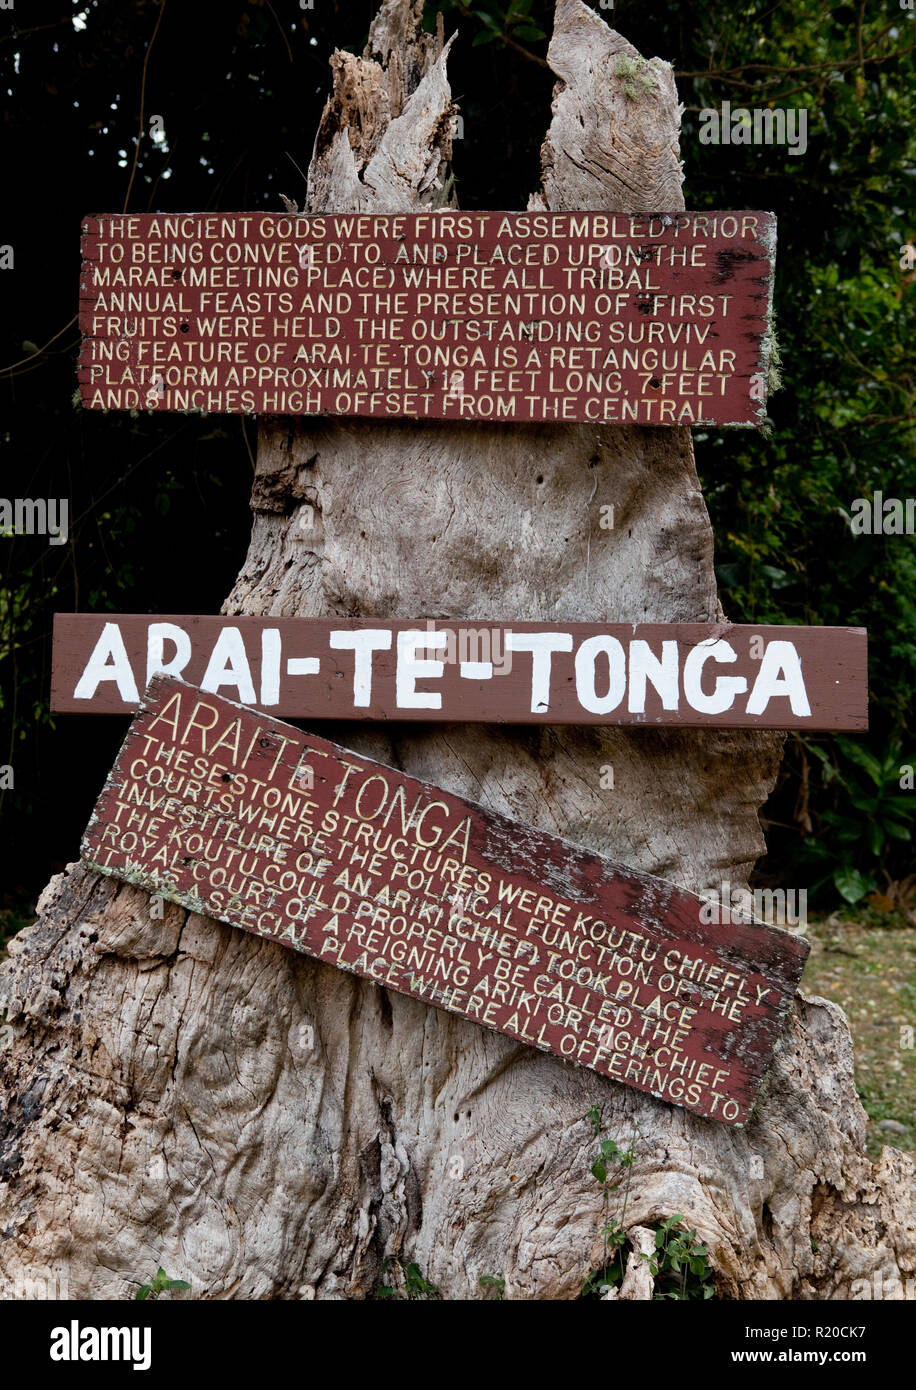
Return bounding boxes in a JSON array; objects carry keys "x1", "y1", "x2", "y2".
[{"x1": 1, "y1": 0, "x2": 912, "y2": 1300}]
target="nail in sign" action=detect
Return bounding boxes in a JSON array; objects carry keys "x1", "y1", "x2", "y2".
[{"x1": 81, "y1": 675, "x2": 809, "y2": 1124}]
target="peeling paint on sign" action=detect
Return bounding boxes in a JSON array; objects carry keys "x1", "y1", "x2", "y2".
[
  {"x1": 80, "y1": 675, "x2": 810, "y2": 1125},
  {"x1": 79, "y1": 210, "x2": 776, "y2": 426}
]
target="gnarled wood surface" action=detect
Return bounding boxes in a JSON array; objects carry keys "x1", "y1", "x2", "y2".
[{"x1": 1, "y1": 0, "x2": 912, "y2": 1300}]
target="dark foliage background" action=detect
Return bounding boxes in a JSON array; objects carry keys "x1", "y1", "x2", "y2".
[{"x1": 1, "y1": 0, "x2": 914, "y2": 919}]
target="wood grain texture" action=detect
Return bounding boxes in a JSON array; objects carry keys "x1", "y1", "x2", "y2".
[
  {"x1": 534, "y1": 0, "x2": 686, "y2": 215},
  {"x1": 1, "y1": 0, "x2": 912, "y2": 1301}
]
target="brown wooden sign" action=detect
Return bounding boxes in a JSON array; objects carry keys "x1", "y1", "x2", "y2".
[
  {"x1": 52, "y1": 613, "x2": 867, "y2": 730},
  {"x1": 78, "y1": 210, "x2": 776, "y2": 427},
  {"x1": 81, "y1": 674, "x2": 809, "y2": 1124}
]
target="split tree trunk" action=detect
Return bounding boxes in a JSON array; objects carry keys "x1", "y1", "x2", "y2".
[{"x1": 1, "y1": 0, "x2": 913, "y2": 1300}]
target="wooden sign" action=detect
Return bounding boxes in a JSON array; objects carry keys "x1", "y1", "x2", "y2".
[
  {"x1": 52, "y1": 614, "x2": 867, "y2": 730},
  {"x1": 78, "y1": 210, "x2": 776, "y2": 427},
  {"x1": 81, "y1": 674, "x2": 810, "y2": 1125}
]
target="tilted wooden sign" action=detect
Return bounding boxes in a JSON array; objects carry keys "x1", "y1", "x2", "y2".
[
  {"x1": 79, "y1": 210, "x2": 776, "y2": 426},
  {"x1": 81, "y1": 675, "x2": 810, "y2": 1125},
  {"x1": 53, "y1": 613, "x2": 867, "y2": 730}
]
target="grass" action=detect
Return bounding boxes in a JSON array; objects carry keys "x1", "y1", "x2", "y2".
[
  {"x1": 801, "y1": 907, "x2": 916, "y2": 1158},
  {"x1": 1, "y1": 896, "x2": 912, "y2": 1160}
]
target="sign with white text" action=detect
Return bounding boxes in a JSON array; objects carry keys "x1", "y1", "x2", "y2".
[
  {"x1": 79, "y1": 210, "x2": 776, "y2": 426},
  {"x1": 81, "y1": 676, "x2": 810, "y2": 1125},
  {"x1": 53, "y1": 614, "x2": 867, "y2": 729}
]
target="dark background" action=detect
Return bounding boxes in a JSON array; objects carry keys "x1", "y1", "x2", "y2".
[{"x1": 1, "y1": 0, "x2": 914, "y2": 924}]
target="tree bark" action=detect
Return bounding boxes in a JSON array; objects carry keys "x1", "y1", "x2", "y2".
[{"x1": 1, "y1": 0, "x2": 913, "y2": 1301}]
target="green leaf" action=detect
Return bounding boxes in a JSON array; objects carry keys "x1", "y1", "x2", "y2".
[
  {"x1": 833, "y1": 865, "x2": 875, "y2": 903},
  {"x1": 591, "y1": 1157, "x2": 607, "y2": 1183},
  {"x1": 512, "y1": 24, "x2": 546, "y2": 40},
  {"x1": 835, "y1": 738, "x2": 885, "y2": 785},
  {"x1": 135, "y1": 1286, "x2": 150, "y2": 1301},
  {"x1": 472, "y1": 29, "x2": 497, "y2": 45}
]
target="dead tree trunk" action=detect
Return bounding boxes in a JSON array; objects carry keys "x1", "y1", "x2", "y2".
[{"x1": 1, "y1": 0, "x2": 913, "y2": 1300}]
